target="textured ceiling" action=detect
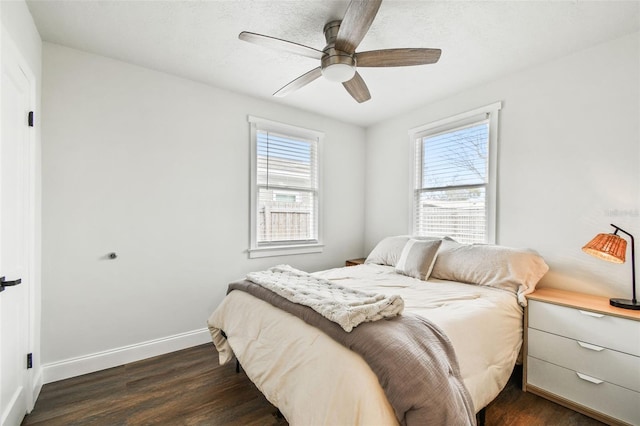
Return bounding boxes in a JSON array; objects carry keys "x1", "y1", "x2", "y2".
[{"x1": 26, "y1": 0, "x2": 640, "y2": 127}]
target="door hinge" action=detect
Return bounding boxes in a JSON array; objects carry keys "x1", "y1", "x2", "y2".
[
  {"x1": 28, "y1": 111, "x2": 34, "y2": 127},
  {"x1": 27, "y1": 353, "x2": 33, "y2": 369}
]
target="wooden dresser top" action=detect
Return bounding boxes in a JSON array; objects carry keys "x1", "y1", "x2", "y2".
[{"x1": 528, "y1": 287, "x2": 640, "y2": 321}]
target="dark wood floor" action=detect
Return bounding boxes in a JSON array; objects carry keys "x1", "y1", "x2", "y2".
[{"x1": 22, "y1": 344, "x2": 604, "y2": 425}]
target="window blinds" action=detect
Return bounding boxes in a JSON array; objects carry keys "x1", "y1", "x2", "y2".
[
  {"x1": 414, "y1": 121, "x2": 490, "y2": 244},
  {"x1": 256, "y1": 130, "x2": 318, "y2": 244}
]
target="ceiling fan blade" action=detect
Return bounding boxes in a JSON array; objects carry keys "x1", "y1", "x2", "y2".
[
  {"x1": 273, "y1": 67, "x2": 323, "y2": 97},
  {"x1": 342, "y1": 72, "x2": 371, "y2": 103},
  {"x1": 239, "y1": 32, "x2": 323, "y2": 60},
  {"x1": 356, "y1": 48, "x2": 442, "y2": 67},
  {"x1": 335, "y1": 0, "x2": 382, "y2": 54}
]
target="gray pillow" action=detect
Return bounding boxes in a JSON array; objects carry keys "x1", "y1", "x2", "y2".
[{"x1": 395, "y1": 239, "x2": 443, "y2": 280}]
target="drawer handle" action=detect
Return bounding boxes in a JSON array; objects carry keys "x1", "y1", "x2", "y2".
[
  {"x1": 578, "y1": 310, "x2": 604, "y2": 318},
  {"x1": 576, "y1": 372, "x2": 604, "y2": 384},
  {"x1": 577, "y1": 341, "x2": 605, "y2": 352}
]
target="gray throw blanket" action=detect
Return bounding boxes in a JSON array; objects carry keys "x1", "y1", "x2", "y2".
[{"x1": 227, "y1": 280, "x2": 476, "y2": 426}]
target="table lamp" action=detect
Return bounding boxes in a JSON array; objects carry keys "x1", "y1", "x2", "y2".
[{"x1": 582, "y1": 224, "x2": 638, "y2": 310}]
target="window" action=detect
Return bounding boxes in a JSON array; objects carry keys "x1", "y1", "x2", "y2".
[
  {"x1": 409, "y1": 103, "x2": 501, "y2": 244},
  {"x1": 249, "y1": 116, "x2": 323, "y2": 258}
]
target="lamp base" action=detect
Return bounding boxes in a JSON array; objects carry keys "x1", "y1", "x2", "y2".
[{"x1": 610, "y1": 298, "x2": 640, "y2": 310}]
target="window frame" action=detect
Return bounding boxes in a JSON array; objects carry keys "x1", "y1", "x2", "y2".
[
  {"x1": 408, "y1": 102, "x2": 501, "y2": 244},
  {"x1": 248, "y1": 115, "x2": 324, "y2": 258}
]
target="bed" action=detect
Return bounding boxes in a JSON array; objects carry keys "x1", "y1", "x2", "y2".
[{"x1": 208, "y1": 236, "x2": 549, "y2": 425}]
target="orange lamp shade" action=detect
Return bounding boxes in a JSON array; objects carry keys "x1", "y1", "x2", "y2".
[{"x1": 582, "y1": 233, "x2": 627, "y2": 264}]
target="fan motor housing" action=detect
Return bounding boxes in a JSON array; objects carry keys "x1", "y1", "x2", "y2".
[
  {"x1": 321, "y1": 47, "x2": 356, "y2": 69},
  {"x1": 321, "y1": 20, "x2": 356, "y2": 82}
]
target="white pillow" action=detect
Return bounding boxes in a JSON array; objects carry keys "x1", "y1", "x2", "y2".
[
  {"x1": 395, "y1": 239, "x2": 442, "y2": 280},
  {"x1": 365, "y1": 235, "x2": 411, "y2": 266},
  {"x1": 431, "y1": 242, "x2": 549, "y2": 306}
]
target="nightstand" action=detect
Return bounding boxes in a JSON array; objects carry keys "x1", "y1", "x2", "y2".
[
  {"x1": 345, "y1": 258, "x2": 366, "y2": 267},
  {"x1": 524, "y1": 288, "x2": 640, "y2": 426}
]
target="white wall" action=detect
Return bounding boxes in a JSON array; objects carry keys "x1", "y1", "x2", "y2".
[
  {"x1": 41, "y1": 43, "x2": 365, "y2": 377},
  {"x1": 365, "y1": 32, "x2": 639, "y2": 299},
  {"x1": 1, "y1": 0, "x2": 43, "y2": 401}
]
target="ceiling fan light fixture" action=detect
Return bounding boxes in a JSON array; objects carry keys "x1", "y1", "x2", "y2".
[
  {"x1": 322, "y1": 63, "x2": 356, "y2": 82},
  {"x1": 321, "y1": 48, "x2": 357, "y2": 83}
]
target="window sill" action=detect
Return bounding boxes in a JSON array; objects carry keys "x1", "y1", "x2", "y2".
[{"x1": 248, "y1": 243, "x2": 324, "y2": 259}]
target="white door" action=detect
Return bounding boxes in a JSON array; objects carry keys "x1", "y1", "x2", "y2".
[{"x1": 0, "y1": 30, "x2": 34, "y2": 426}]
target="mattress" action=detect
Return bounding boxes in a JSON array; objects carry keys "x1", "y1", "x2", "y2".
[{"x1": 208, "y1": 263, "x2": 524, "y2": 425}]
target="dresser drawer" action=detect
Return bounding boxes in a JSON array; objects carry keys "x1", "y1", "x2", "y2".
[
  {"x1": 527, "y1": 356, "x2": 640, "y2": 425},
  {"x1": 528, "y1": 300, "x2": 640, "y2": 356},
  {"x1": 528, "y1": 328, "x2": 640, "y2": 392}
]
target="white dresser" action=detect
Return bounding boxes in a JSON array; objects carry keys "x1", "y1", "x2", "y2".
[{"x1": 524, "y1": 288, "x2": 640, "y2": 426}]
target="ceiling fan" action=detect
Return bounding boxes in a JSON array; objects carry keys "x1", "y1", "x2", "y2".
[{"x1": 238, "y1": 0, "x2": 441, "y2": 103}]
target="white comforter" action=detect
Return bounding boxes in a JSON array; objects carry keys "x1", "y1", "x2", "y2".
[{"x1": 208, "y1": 264, "x2": 523, "y2": 425}]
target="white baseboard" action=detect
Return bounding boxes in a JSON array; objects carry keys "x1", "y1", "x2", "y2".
[{"x1": 42, "y1": 328, "x2": 211, "y2": 384}]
